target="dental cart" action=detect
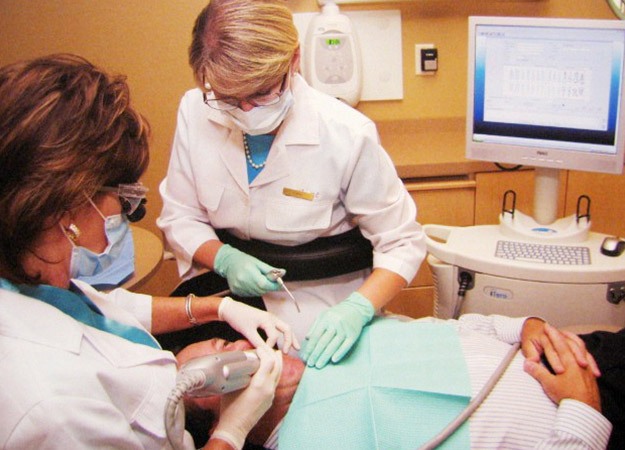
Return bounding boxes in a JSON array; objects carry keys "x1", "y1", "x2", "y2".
[{"x1": 424, "y1": 220, "x2": 625, "y2": 328}]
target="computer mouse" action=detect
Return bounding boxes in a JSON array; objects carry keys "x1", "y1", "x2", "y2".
[{"x1": 600, "y1": 236, "x2": 625, "y2": 257}]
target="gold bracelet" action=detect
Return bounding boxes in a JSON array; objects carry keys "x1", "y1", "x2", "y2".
[{"x1": 185, "y1": 293, "x2": 199, "y2": 326}]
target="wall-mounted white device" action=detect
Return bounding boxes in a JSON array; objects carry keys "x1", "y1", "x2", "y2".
[{"x1": 304, "y1": 2, "x2": 363, "y2": 106}]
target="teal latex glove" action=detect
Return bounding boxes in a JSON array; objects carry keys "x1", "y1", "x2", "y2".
[
  {"x1": 214, "y1": 244, "x2": 283, "y2": 297},
  {"x1": 300, "y1": 292, "x2": 375, "y2": 369}
]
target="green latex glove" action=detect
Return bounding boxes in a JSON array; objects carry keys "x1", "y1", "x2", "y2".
[
  {"x1": 300, "y1": 292, "x2": 375, "y2": 369},
  {"x1": 214, "y1": 244, "x2": 282, "y2": 297}
]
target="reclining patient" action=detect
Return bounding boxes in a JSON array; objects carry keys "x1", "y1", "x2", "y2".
[{"x1": 179, "y1": 314, "x2": 624, "y2": 450}]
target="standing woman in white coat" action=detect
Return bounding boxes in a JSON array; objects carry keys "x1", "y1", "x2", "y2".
[{"x1": 158, "y1": 0, "x2": 427, "y2": 368}]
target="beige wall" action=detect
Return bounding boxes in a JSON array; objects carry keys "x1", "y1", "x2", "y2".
[{"x1": 0, "y1": 0, "x2": 617, "y2": 295}]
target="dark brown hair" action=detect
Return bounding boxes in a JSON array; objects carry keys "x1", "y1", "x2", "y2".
[{"x1": 0, "y1": 53, "x2": 150, "y2": 283}]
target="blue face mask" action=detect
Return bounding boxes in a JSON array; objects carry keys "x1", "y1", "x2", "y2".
[{"x1": 64, "y1": 200, "x2": 135, "y2": 288}]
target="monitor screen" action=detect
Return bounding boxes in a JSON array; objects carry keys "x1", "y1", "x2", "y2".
[{"x1": 467, "y1": 16, "x2": 625, "y2": 176}]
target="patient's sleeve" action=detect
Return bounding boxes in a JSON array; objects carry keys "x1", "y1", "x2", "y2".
[
  {"x1": 456, "y1": 314, "x2": 527, "y2": 344},
  {"x1": 534, "y1": 399, "x2": 611, "y2": 449}
]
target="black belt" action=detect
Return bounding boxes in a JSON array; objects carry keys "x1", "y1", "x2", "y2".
[{"x1": 215, "y1": 227, "x2": 373, "y2": 281}]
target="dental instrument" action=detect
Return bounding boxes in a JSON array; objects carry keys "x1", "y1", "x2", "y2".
[
  {"x1": 268, "y1": 269, "x2": 300, "y2": 312},
  {"x1": 213, "y1": 269, "x2": 301, "y2": 312}
]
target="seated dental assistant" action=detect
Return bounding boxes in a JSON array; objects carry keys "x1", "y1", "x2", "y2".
[
  {"x1": 0, "y1": 54, "x2": 297, "y2": 450},
  {"x1": 157, "y1": 0, "x2": 426, "y2": 367},
  {"x1": 178, "y1": 315, "x2": 620, "y2": 450}
]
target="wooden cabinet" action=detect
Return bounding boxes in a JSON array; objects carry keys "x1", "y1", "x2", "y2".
[
  {"x1": 386, "y1": 179, "x2": 475, "y2": 318},
  {"x1": 565, "y1": 171, "x2": 625, "y2": 237},
  {"x1": 474, "y1": 169, "x2": 535, "y2": 225},
  {"x1": 474, "y1": 168, "x2": 625, "y2": 237},
  {"x1": 406, "y1": 178, "x2": 476, "y2": 285},
  {"x1": 474, "y1": 169, "x2": 567, "y2": 225}
]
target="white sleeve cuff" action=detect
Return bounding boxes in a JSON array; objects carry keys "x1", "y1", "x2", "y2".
[{"x1": 554, "y1": 399, "x2": 612, "y2": 449}]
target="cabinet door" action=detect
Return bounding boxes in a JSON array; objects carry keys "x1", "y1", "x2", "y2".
[
  {"x1": 393, "y1": 180, "x2": 475, "y2": 318},
  {"x1": 565, "y1": 171, "x2": 625, "y2": 237},
  {"x1": 405, "y1": 179, "x2": 475, "y2": 287},
  {"x1": 385, "y1": 286, "x2": 434, "y2": 319},
  {"x1": 406, "y1": 179, "x2": 475, "y2": 227}
]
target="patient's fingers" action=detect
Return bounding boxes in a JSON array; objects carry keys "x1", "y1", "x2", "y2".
[
  {"x1": 540, "y1": 326, "x2": 600, "y2": 376},
  {"x1": 523, "y1": 358, "x2": 552, "y2": 386},
  {"x1": 522, "y1": 339, "x2": 543, "y2": 363},
  {"x1": 527, "y1": 322, "x2": 602, "y2": 410},
  {"x1": 560, "y1": 330, "x2": 601, "y2": 377},
  {"x1": 520, "y1": 317, "x2": 547, "y2": 363},
  {"x1": 539, "y1": 326, "x2": 565, "y2": 374}
]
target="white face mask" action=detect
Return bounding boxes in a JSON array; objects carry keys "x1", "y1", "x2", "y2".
[{"x1": 225, "y1": 88, "x2": 294, "y2": 136}]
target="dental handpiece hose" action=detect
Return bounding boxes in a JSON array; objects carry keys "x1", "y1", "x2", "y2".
[{"x1": 164, "y1": 350, "x2": 260, "y2": 450}]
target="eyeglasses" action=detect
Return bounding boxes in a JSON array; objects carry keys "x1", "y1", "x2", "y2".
[
  {"x1": 203, "y1": 72, "x2": 290, "y2": 111},
  {"x1": 100, "y1": 182, "x2": 148, "y2": 222}
]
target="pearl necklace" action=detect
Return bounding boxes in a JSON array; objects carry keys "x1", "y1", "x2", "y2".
[{"x1": 242, "y1": 133, "x2": 267, "y2": 169}]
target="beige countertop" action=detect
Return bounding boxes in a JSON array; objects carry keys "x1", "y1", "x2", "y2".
[{"x1": 376, "y1": 117, "x2": 496, "y2": 180}]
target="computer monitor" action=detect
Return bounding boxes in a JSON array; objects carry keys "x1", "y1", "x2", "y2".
[{"x1": 466, "y1": 16, "x2": 625, "y2": 237}]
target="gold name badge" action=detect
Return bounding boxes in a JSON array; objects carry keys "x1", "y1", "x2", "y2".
[{"x1": 283, "y1": 187, "x2": 315, "y2": 201}]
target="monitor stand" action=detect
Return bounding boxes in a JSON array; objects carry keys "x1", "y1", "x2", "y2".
[{"x1": 498, "y1": 167, "x2": 591, "y2": 244}]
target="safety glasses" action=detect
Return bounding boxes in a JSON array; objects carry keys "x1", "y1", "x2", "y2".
[
  {"x1": 203, "y1": 70, "x2": 290, "y2": 111},
  {"x1": 100, "y1": 182, "x2": 148, "y2": 222}
]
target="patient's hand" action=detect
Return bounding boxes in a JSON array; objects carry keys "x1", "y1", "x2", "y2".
[
  {"x1": 523, "y1": 323, "x2": 601, "y2": 412},
  {"x1": 521, "y1": 318, "x2": 600, "y2": 376}
]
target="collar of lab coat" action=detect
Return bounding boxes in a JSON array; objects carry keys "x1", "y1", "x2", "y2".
[
  {"x1": 202, "y1": 74, "x2": 319, "y2": 145},
  {"x1": 0, "y1": 287, "x2": 174, "y2": 368},
  {"x1": 203, "y1": 74, "x2": 320, "y2": 191},
  {"x1": 278, "y1": 73, "x2": 320, "y2": 147}
]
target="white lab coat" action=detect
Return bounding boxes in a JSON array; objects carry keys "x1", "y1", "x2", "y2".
[
  {"x1": 158, "y1": 74, "x2": 426, "y2": 342},
  {"x1": 0, "y1": 284, "x2": 195, "y2": 450}
]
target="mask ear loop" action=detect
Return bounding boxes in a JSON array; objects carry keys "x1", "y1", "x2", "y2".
[{"x1": 85, "y1": 196, "x2": 107, "y2": 222}]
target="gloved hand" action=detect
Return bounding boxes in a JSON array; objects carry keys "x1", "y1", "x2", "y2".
[
  {"x1": 219, "y1": 297, "x2": 300, "y2": 354},
  {"x1": 211, "y1": 345, "x2": 283, "y2": 450},
  {"x1": 300, "y1": 291, "x2": 375, "y2": 369},
  {"x1": 214, "y1": 244, "x2": 283, "y2": 297}
]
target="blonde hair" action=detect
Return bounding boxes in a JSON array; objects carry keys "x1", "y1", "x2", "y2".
[
  {"x1": 0, "y1": 54, "x2": 150, "y2": 283},
  {"x1": 189, "y1": 0, "x2": 299, "y2": 98}
]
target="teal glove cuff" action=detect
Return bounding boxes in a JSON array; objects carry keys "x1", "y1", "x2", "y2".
[
  {"x1": 213, "y1": 244, "x2": 239, "y2": 278},
  {"x1": 345, "y1": 291, "x2": 375, "y2": 326},
  {"x1": 301, "y1": 292, "x2": 375, "y2": 369},
  {"x1": 213, "y1": 244, "x2": 281, "y2": 296}
]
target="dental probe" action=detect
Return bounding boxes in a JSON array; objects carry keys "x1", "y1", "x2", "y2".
[
  {"x1": 269, "y1": 269, "x2": 301, "y2": 312},
  {"x1": 212, "y1": 270, "x2": 301, "y2": 312}
]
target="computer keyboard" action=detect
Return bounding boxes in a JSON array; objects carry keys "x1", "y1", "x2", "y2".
[{"x1": 495, "y1": 240, "x2": 591, "y2": 265}]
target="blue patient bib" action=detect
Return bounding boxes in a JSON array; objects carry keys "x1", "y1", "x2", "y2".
[{"x1": 279, "y1": 318, "x2": 472, "y2": 449}]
